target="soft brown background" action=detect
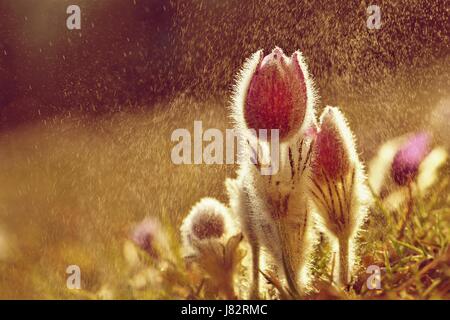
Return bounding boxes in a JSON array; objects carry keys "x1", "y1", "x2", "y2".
[{"x1": 1, "y1": 0, "x2": 449, "y2": 137}]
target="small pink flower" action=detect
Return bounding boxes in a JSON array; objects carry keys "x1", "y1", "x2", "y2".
[
  {"x1": 130, "y1": 217, "x2": 160, "y2": 258},
  {"x1": 391, "y1": 132, "x2": 431, "y2": 185},
  {"x1": 244, "y1": 47, "x2": 309, "y2": 140}
]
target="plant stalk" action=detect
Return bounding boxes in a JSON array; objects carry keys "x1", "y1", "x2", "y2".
[{"x1": 338, "y1": 237, "x2": 350, "y2": 288}]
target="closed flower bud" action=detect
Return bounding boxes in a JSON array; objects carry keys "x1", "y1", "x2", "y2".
[
  {"x1": 180, "y1": 198, "x2": 242, "y2": 299},
  {"x1": 313, "y1": 109, "x2": 351, "y2": 180},
  {"x1": 232, "y1": 47, "x2": 316, "y2": 141},
  {"x1": 181, "y1": 198, "x2": 232, "y2": 248},
  {"x1": 309, "y1": 107, "x2": 371, "y2": 287}
]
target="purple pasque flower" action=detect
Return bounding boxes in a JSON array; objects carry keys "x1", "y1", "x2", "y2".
[
  {"x1": 391, "y1": 133, "x2": 431, "y2": 186},
  {"x1": 130, "y1": 217, "x2": 160, "y2": 258}
]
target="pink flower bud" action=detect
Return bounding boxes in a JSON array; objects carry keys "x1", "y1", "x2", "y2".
[
  {"x1": 130, "y1": 217, "x2": 160, "y2": 258},
  {"x1": 244, "y1": 47, "x2": 309, "y2": 140},
  {"x1": 309, "y1": 107, "x2": 371, "y2": 287},
  {"x1": 181, "y1": 198, "x2": 232, "y2": 246},
  {"x1": 391, "y1": 132, "x2": 431, "y2": 185},
  {"x1": 190, "y1": 209, "x2": 225, "y2": 240},
  {"x1": 313, "y1": 108, "x2": 351, "y2": 181}
]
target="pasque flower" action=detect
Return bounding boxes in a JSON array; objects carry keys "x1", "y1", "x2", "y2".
[
  {"x1": 130, "y1": 217, "x2": 162, "y2": 259},
  {"x1": 243, "y1": 47, "x2": 309, "y2": 140},
  {"x1": 309, "y1": 107, "x2": 371, "y2": 287},
  {"x1": 232, "y1": 47, "x2": 316, "y2": 141},
  {"x1": 368, "y1": 132, "x2": 447, "y2": 240},
  {"x1": 180, "y1": 198, "x2": 234, "y2": 247},
  {"x1": 229, "y1": 47, "x2": 317, "y2": 297},
  {"x1": 391, "y1": 133, "x2": 431, "y2": 186},
  {"x1": 180, "y1": 198, "x2": 242, "y2": 299}
]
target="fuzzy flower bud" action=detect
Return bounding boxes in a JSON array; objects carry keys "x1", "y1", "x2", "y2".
[
  {"x1": 244, "y1": 47, "x2": 308, "y2": 140},
  {"x1": 180, "y1": 198, "x2": 242, "y2": 299},
  {"x1": 309, "y1": 107, "x2": 371, "y2": 287},
  {"x1": 313, "y1": 110, "x2": 351, "y2": 180},
  {"x1": 181, "y1": 198, "x2": 231, "y2": 248},
  {"x1": 190, "y1": 208, "x2": 225, "y2": 240},
  {"x1": 391, "y1": 132, "x2": 431, "y2": 186},
  {"x1": 232, "y1": 47, "x2": 316, "y2": 142}
]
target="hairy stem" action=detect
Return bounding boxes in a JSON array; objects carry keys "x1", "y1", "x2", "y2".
[
  {"x1": 338, "y1": 237, "x2": 350, "y2": 288},
  {"x1": 250, "y1": 242, "x2": 260, "y2": 299}
]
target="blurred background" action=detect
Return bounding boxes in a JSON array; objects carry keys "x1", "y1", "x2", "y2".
[{"x1": 0, "y1": 0, "x2": 448, "y2": 298}]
